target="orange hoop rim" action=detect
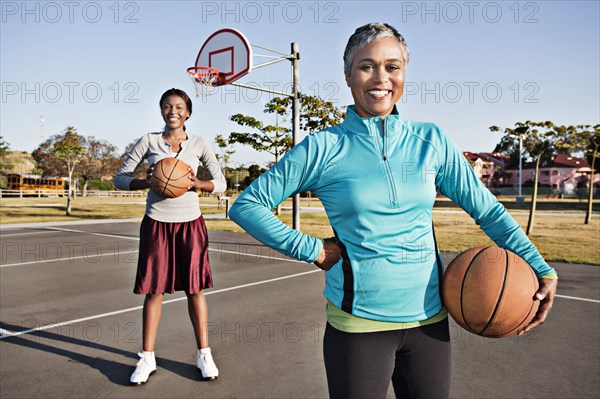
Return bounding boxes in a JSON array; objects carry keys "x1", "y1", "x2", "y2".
[{"x1": 186, "y1": 66, "x2": 222, "y2": 85}]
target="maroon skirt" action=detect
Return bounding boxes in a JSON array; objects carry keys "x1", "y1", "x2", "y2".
[{"x1": 134, "y1": 215, "x2": 213, "y2": 294}]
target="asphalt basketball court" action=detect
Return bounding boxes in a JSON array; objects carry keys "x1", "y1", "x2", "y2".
[{"x1": 0, "y1": 219, "x2": 598, "y2": 398}]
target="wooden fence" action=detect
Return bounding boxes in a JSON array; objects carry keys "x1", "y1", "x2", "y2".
[{"x1": 0, "y1": 189, "x2": 147, "y2": 198}]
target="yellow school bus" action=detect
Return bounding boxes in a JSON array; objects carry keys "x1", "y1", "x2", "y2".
[{"x1": 5, "y1": 173, "x2": 68, "y2": 195}]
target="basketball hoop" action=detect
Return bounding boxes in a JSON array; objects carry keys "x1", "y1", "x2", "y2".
[
  {"x1": 189, "y1": 27, "x2": 302, "y2": 230},
  {"x1": 186, "y1": 66, "x2": 221, "y2": 98}
]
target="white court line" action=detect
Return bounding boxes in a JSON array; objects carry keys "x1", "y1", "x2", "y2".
[
  {"x1": 43, "y1": 226, "x2": 141, "y2": 241},
  {"x1": 0, "y1": 227, "x2": 141, "y2": 268},
  {"x1": 555, "y1": 294, "x2": 600, "y2": 303},
  {"x1": 1, "y1": 273, "x2": 596, "y2": 340},
  {"x1": 0, "y1": 269, "x2": 321, "y2": 340},
  {"x1": 0, "y1": 245, "x2": 298, "y2": 268},
  {"x1": 1, "y1": 226, "x2": 297, "y2": 268},
  {"x1": 1, "y1": 226, "x2": 598, "y2": 340},
  {"x1": 0, "y1": 250, "x2": 139, "y2": 268}
]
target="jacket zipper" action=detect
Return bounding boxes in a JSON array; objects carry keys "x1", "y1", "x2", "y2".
[{"x1": 379, "y1": 119, "x2": 399, "y2": 207}]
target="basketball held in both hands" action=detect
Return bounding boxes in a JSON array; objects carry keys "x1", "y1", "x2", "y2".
[
  {"x1": 150, "y1": 158, "x2": 193, "y2": 198},
  {"x1": 441, "y1": 246, "x2": 540, "y2": 338}
]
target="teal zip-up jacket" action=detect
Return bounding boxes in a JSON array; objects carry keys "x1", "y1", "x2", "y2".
[{"x1": 229, "y1": 105, "x2": 555, "y2": 323}]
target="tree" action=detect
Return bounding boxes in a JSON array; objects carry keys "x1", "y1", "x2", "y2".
[
  {"x1": 555, "y1": 124, "x2": 600, "y2": 224},
  {"x1": 229, "y1": 113, "x2": 291, "y2": 164},
  {"x1": 32, "y1": 137, "x2": 68, "y2": 177},
  {"x1": 50, "y1": 127, "x2": 86, "y2": 215},
  {"x1": 0, "y1": 136, "x2": 13, "y2": 176},
  {"x1": 214, "y1": 134, "x2": 236, "y2": 164},
  {"x1": 228, "y1": 94, "x2": 345, "y2": 213},
  {"x1": 118, "y1": 139, "x2": 148, "y2": 180},
  {"x1": 228, "y1": 94, "x2": 346, "y2": 164},
  {"x1": 490, "y1": 121, "x2": 571, "y2": 235},
  {"x1": 243, "y1": 164, "x2": 267, "y2": 188},
  {"x1": 213, "y1": 134, "x2": 237, "y2": 195},
  {"x1": 0, "y1": 136, "x2": 9, "y2": 158},
  {"x1": 228, "y1": 112, "x2": 288, "y2": 214},
  {"x1": 0, "y1": 136, "x2": 12, "y2": 188},
  {"x1": 264, "y1": 94, "x2": 346, "y2": 135},
  {"x1": 78, "y1": 137, "x2": 119, "y2": 196}
]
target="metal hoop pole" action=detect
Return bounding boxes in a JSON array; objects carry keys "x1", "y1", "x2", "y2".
[
  {"x1": 228, "y1": 81, "x2": 293, "y2": 98},
  {"x1": 291, "y1": 42, "x2": 300, "y2": 231},
  {"x1": 252, "y1": 43, "x2": 289, "y2": 56},
  {"x1": 252, "y1": 56, "x2": 293, "y2": 70}
]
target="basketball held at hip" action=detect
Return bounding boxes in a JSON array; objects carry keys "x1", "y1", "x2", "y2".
[
  {"x1": 150, "y1": 157, "x2": 193, "y2": 198},
  {"x1": 441, "y1": 246, "x2": 540, "y2": 338}
]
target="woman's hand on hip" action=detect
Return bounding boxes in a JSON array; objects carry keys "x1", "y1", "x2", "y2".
[{"x1": 314, "y1": 238, "x2": 341, "y2": 271}]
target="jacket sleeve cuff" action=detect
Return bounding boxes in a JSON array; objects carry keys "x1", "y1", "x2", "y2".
[
  {"x1": 308, "y1": 238, "x2": 324, "y2": 264},
  {"x1": 209, "y1": 178, "x2": 227, "y2": 194}
]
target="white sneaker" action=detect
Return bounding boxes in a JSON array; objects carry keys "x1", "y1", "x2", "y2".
[
  {"x1": 130, "y1": 352, "x2": 156, "y2": 385},
  {"x1": 196, "y1": 348, "x2": 218, "y2": 380}
]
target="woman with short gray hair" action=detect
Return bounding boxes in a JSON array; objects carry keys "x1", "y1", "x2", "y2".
[{"x1": 230, "y1": 22, "x2": 557, "y2": 398}]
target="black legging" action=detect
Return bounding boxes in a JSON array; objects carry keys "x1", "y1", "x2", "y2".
[{"x1": 323, "y1": 318, "x2": 451, "y2": 399}]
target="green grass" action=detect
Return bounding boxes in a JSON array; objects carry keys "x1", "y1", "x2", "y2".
[
  {"x1": 431, "y1": 211, "x2": 600, "y2": 265},
  {"x1": 0, "y1": 196, "x2": 225, "y2": 224},
  {"x1": 1, "y1": 195, "x2": 598, "y2": 265},
  {"x1": 204, "y1": 210, "x2": 599, "y2": 266}
]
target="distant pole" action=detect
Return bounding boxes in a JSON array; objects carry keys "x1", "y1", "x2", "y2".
[
  {"x1": 518, "y1": 135, "x2": 523, "y2": 199},
  {"x1": 514, "y1": 126, "x2": 529, "y2": 203},
  {"x1": 40, "y1": 115, "x2": 45, "y2": 143},
  {"x1": 291, "y1": 42, "x2": 300, "y2": 231}
]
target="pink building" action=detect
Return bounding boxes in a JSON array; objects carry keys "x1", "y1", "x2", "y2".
[
  {"x1": 504, "y1": 154, "x2": 599, "y2": 194},
  {"x1": 462, "y1": 151, "x2": 508, "y2": 187},
  {"x1": 463, "y1": 152, "x2": 599, "y2": 194}
]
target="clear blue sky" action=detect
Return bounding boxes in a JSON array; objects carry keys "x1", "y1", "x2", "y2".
[{"x1": 1, "y1": 1, "x2": 599, "y2": 167}]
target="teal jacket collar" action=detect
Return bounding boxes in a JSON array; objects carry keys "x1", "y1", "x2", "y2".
[{"x1": 342, "y1": 105, "x2": 403, "y2": 137}]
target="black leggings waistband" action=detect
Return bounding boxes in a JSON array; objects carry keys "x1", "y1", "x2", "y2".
[{"x1": 323, "y1": 318, "x2": 451, "y2": 399}]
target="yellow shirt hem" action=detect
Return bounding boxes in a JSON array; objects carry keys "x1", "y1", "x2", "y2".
[{"x1": 326, "y1": 300, "x2": 448, "y2": 333}]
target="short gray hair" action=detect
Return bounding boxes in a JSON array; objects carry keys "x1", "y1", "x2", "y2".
[{"x1": 343, "y1": 23, "x2": 409, "y2": 76}]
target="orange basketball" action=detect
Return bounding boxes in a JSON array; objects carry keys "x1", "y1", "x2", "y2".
[
  {"x1": 150, "y1": 157, "x2": 192, "y2": 198},
  {"x1": 441, "y1": 246, "x2": 539, "y2": 338}
]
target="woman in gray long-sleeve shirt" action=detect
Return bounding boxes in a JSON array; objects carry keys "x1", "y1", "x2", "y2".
[{"x1": 114, "y1": 88, "x2": 226, "y2": 385}]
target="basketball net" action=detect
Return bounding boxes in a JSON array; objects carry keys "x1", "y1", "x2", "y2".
[{"x1": 187, "y1": 66, "x2": 220, "y2": 98}]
